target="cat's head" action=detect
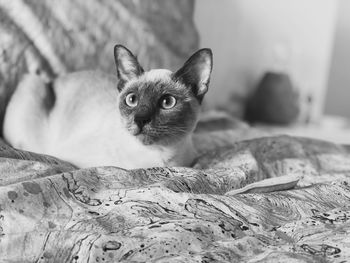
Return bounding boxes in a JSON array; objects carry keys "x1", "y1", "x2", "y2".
[{"x1": 114, "y1": 45, "x2": 213, "y2": 145}]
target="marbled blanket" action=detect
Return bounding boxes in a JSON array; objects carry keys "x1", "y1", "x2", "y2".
[{"x1": 1, "y1": 118, "x2": 350, "y2": 262}]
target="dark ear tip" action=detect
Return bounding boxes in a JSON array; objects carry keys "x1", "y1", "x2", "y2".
[
  {"x1": 114, "y1": 44, "x2": 133, "y2": 57},
  {"x1": 197, "y1": 48, "x2": 213, "y2": 59},
  {"x1": 199, "y1": 48, "x2": 212, "y2": 54},
  {"x1": 194, "y1": 49, "x2": 213, "y2": 69},
  {"x1": 114, "y1": 44, "x2": 124, "y2": 52}
]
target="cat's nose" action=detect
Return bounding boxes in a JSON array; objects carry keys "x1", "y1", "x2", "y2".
[{"x1": 134, "y1": 114, "x2": 151, "y2": 129}]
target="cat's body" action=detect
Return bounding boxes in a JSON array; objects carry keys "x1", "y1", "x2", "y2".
[
  {"x1": 4, "y1": 71, "x2": 195, "y2": 169},
  {"x1": 3, "y1": 45, "x2": 212, "y2": 169}
]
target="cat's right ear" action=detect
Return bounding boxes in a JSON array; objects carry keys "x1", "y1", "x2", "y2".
[{"x1": 114, "y1": 45, "x2": 144, "y2": 90}]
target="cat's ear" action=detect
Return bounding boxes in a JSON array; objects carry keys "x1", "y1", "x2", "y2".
[
  {"x1": 114, "y1": 45, "x2": 144, "y2": 89},
  {"x1": 173, "y1": 48, "x2": 213, "y2": 102}
]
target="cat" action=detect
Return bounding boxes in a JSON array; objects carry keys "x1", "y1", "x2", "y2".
[{"x1": 3, "y1": 45, "x2": 213, "y2": 169}]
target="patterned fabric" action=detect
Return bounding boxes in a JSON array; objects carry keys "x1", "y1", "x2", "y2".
[{"x1": 1, "y1": 121, "x2": 350, "y2": 262}]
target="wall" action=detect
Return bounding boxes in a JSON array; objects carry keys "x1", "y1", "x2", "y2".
[
  {"x1": 325, "y1": 0, "x2": 350, "y2": 119},
  {"x1": 194, "y1": 0, "x2": 338, "y2": 121}
]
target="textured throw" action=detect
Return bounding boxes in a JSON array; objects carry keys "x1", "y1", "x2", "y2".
[{"x1": 1, "y1": 120, "x2": 350, "y2": 262}]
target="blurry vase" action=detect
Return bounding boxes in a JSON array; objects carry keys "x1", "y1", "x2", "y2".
[{"x1": 246, "y1": 72, "x2": 299, "y2": 124}]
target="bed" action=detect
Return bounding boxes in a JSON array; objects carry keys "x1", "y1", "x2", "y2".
[{"x1": 1, "y1": 112, "x2": 350, "y2": 262}]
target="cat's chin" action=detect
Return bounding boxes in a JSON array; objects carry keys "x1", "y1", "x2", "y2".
[{"x1": 135, "y1": 134, "x2": 155, "y2": 145}]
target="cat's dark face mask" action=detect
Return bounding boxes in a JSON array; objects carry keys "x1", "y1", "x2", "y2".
[{"x1": 114, "y1": 45, "x2": 213, "y2": 145}]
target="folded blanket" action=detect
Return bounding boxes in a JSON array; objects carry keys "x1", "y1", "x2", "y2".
[{"x1": 1, "y1": 121, "x2": 350, "y2": 262}]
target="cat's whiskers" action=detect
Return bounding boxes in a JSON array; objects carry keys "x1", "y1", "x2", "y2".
[{"x1": 156, "y1": 126, "x2": 188, "y2": 134}]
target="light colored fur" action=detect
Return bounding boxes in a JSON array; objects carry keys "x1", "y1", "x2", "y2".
[
  {"x1": 3, "y1": 71, "x2": 197, "y2": 169},
  {"x1": 142, "y1": 69, "x2": 172, "y2": 82}
]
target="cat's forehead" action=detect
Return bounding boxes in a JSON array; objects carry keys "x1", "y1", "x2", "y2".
[
  {"x1": 125, "y1": 69, "x2": 188, "y2": 94},
  {"x1": 142, "y1": 69, "x2": 173, "y2": 82}
]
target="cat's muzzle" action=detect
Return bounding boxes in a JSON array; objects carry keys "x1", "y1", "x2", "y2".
[{"x1": 128, "y1": 123, "x2": 154, "y2": 145}]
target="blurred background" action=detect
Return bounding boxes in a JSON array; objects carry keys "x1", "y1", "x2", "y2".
[
  {"x1": 194, "y1": 0, "x2": 350, "y2": 144},
  {"x1": 0, "y1": 0, "x2": 349, "y2": 143}
]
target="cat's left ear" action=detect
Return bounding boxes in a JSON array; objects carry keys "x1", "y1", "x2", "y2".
[
  {"x1": 114, "y1": 45, "x2": 144, "y2": 90},
  {"x1": 173, "y1": 48, "x2": 213, "y2": 102}
]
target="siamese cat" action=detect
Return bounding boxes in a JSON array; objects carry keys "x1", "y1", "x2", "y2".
[{"x1": 3, "y1": 45, "x2": 213, "y2": 169}]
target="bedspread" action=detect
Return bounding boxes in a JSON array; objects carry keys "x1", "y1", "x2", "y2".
[{"x1": 1, "y1": 123, "x2": 350, "y2": 262}]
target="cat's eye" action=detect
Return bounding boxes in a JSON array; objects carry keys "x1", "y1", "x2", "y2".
[
  {"x1": 125, "y1": 93, "x2": 138, "y2": 107},
  {"x1": 160, "y1": 95, "x2": 177, "y2": 109}
]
